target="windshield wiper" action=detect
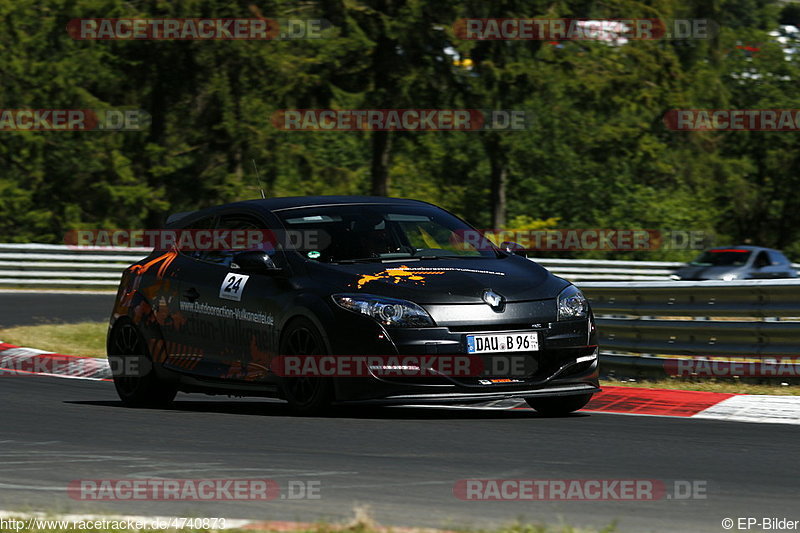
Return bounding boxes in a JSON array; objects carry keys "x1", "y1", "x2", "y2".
[
  {"x1": 333, "y1": 253, "x2": 490, "y2": 263},
  {"x1": 332, "y1": 257, "x2": 401, "y2": 264},
  {"x1": 415, "y1": 254, "x2": 492, "y2": 260}
]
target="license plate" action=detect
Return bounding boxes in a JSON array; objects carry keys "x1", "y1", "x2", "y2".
[{"x1": 466, "y1": 332, "x2": 539, "y2": 354}]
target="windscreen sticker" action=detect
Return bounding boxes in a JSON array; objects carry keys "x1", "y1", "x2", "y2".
[
  {"x1": 219, "y1": 272, "x2": 250, "y2": 301},
  {"x1": 356, "y1": 265, "x2": 505, "y2": 289}
]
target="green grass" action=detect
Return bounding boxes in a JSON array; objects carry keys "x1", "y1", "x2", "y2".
[{"x1": 0, "y1": 321, "x2": 107, "y2": 357}]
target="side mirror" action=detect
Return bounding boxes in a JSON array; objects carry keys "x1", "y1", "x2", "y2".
[
  {"x1": 231, "y1": 250, "x2": 281, "y2": 274},
  {"x1": 500, "y1": 241, "x2": 527, "y2": 256}
]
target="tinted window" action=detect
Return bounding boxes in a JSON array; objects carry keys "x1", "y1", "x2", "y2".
[
  {"x1": 179, "y1": 216, "x2": 216, "y2": 260},
  {"x1": 690, "y1": 249, "x2": 751, "y2": 267},
  {"x1": 276, "y1": 205, "x2": 496, "y2": 263},
  {"x1": 197, "y1": 215, "x2": 281, "y2": 267},
  {"x1": 753, "y1": 251, "x2": 770, "y2": 268},
  {"x1": 767, "y1": 250, "x2": 789, "y2": 265}
]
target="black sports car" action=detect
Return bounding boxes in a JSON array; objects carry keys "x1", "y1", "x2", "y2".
[{"x1": 108, "y1": 196, "x2": 599, "y2": 415}]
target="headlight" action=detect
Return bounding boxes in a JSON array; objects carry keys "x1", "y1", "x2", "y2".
[
  {"x1": 558, "y1": 285, "x2": 588, "y2": 321},
  {"x1": 332, "y1": 293, "x2": 435, "y2": 328},
  {"x1": 720, "y1": 273, "x2": 738, "y2": 281}
]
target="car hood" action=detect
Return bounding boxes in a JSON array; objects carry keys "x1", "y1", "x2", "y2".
[
  {"x1": 305, "y1": 256, "x2": 569, "y2": 304},
  {"x1": 675, "y1": 265, "x2": 744, "y2": 280}
]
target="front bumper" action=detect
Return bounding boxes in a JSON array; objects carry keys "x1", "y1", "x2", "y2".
[
  {"x1": 334, "y1": 381, "x2": 600, "y2": 406},
  {"x1": 328, "y1": 308, "x2": 599, "y2": 403}
]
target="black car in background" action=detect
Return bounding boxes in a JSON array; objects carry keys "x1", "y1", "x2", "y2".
[
  {"x1": 673, "y1": 245, "x2": 798, "y2": 281},
  {"x1": 108, "y1": 196, "x2": 599, "y2": 415}
]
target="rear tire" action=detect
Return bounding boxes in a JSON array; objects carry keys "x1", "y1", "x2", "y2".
[
  {"x1": 525, "y1": 393, "x2": 593, "y2": 416},
  {"x1": 279, "y1": 317, "x2": 333, "y2": 415},
  {"x1": 109, "y1": 322, "x2": 177, "y2": 408}
]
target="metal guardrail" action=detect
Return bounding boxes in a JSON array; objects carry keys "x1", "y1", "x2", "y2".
[
  {"x1": 532, "y1": 258, "x2": 685, "y2": 281},
  {"x1": 534, "y1": 258, "x2": 800, "y2": 281},
  {"x1": 0, "y1": 244, "x2": 691, "y2": 287},
  {"x1": 1, "y1": 244, "x2": 798, "y2": 379},
  {"x1": 0, "y1": 244, "x2": 147, "y2": 287},
  {"x1": 578, "y1": 279, "x2": 800, "y2": 379},
  {"x1": 0, "y1": 244, "x2": 683, "y2": 288},
  {"x1": 0, "y1": 242, "x2": 797, "y2": 287}
]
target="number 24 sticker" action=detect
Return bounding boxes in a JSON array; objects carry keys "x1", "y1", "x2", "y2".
[{"x1": 219, "y1": 273, "x2": 250, "y2": 301}]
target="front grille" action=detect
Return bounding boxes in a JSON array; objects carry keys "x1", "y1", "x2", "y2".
[
  {"x1": 377, "y1": 347, "x2": 595, "y2": 387},
  {"x1": 375, "y1": 376, "x2": 454, "y2": 386},
  {"x1": 447, "y1": 323, "x2": 546, "y2": 333}
]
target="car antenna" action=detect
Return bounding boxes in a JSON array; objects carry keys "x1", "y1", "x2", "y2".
[{"x1": 252, "y1": 159, "x2": 266, "y2": 199}]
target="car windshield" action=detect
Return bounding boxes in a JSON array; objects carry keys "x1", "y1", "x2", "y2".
[
  {"x1": 276, "y1": 204, "x2": 498, "y2": 262},
  {"x1": 690, "y1": 249, "x2": 752, "y2": 266}
]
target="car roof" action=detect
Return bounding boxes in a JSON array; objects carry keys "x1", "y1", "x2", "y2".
[
  {"x1": 166, "y1": 196, "x2": 436, "y2": 225},
  {"x1": 706, "y1": 245, "x2": 785, "y2": 254},
  {"x1": 232, "y1": 195, "x2": 432, "y2": 212}
]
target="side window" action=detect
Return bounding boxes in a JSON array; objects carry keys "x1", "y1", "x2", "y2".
[
  {"x1": 754, "y1": 251, "x2": 770, "y2": 268},
  {"x1": 178, "y1": 216, "x2": 216, "y2": 260},
  {"x1": 198, "y1": 214, "x2": 283, "y2": 268},
  {"x1": 768, "y1": 251, "x2": 787, "y2": 265}
]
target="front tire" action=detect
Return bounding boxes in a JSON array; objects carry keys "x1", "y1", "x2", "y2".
[
  {"x1": 525, "y1": 393, "x2": 593, "y2": 416},
  {"x1": 109, "y1": 322, "x2": 177, "y2": 408},
  {"x1": 279, "y1": 317, "x2": 333, "y2": 415}
]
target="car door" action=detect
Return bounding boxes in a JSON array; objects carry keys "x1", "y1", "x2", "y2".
[
  {"x1": 152, "y1": 214, "x2": 223, "y2": 376},
  {"x1": 174, "y1": 211, "x2": 286, "y2": 381}
]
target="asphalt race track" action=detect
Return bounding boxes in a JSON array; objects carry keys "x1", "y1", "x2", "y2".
[
  {"x1": 2, "y1": 292, "x2": 799, "y2": 532},
  {"x1": 1, "y1": 376, "x2": 799, "y2": 532},
  {"x1": 0, "y1": 292, "x2": 114, "y2": 327}
]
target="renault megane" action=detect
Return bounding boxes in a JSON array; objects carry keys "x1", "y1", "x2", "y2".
[{"x1": 108, "y1": 196, "x2": 599, "y2": 415}]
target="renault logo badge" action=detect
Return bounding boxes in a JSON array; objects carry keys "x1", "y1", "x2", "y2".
[{"x1": 482, "y1": 289, "x2": 505, "y2": 310}]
